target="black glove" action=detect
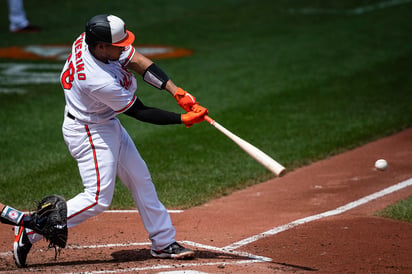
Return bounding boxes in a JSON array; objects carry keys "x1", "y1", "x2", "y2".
[{"x1": 30, "y1": 194, "x2": 68, "y2": 249}]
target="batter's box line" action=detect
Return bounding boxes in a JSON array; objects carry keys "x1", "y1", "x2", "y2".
[
  {"x1": 67, "y1": 240, "x2": 272, "y2": 262},
  {"x1": 63, "y1": 240, "x2": 271, "y2": 274},
  {"x1": 0, "y1": 240, "x2": 270, "y2": 261},
  {"x1": 68, "y1": 241, "x2": 152, "y2": 249},
  {"x1": 68, "y1": 240, "x2": 272, "y2": 263},
  {"x1": 65, "y1": 259, "x2": 263, "y2": 274},
  {"x1": 0, "y1": 240, "x2": 271, "y2": 273},
  {"x1": 0, "y1": 242, "x2": 153, "y2": 257},
  {"x1": 180, "y1": 240, "x2": 272, "y2": 262}
]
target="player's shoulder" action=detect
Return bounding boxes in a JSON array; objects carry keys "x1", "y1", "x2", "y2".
[{"x1": 119, "y1": 46, "x2": 136, "y2": 67}]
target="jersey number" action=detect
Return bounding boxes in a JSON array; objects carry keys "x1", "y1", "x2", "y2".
[{"x1": 61, "y1": 62, "x2": 75, "y2": 90}]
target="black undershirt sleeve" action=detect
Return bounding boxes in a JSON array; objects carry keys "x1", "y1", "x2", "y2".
[{"x1": 123, "y1": 97, "x2": 182, "y2": 125}]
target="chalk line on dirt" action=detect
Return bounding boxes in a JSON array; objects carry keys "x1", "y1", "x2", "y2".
[
  {"x1": 224, "y1": 177, "x2": 412, "y2": 251},
  {"x1": 66, "y1": 260, "x2": 261, "y2": 274},
  {"x1": 104, "y1": 209, "x2": 184, "y2": 214}
]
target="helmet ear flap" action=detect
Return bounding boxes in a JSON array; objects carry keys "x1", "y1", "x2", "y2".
[
  {"x1": 85, "y1": 14, "x2": 111, "y2": 46},
  {"x1": 85, "y1": 25, "x2": 97, "y2": 46}
]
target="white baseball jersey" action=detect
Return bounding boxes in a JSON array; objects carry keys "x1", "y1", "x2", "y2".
[{"x1": 60, "y1": 32, "x2": 137, "y2": 123}]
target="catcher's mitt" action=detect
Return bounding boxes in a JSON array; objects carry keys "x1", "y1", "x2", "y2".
[{"x1": 30, "y1": 194, "x2": 68, "y2": 249}]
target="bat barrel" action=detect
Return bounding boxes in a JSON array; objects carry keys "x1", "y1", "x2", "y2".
[{"x1": 204, "y1": 115, "x2": 286, "y2": 177}]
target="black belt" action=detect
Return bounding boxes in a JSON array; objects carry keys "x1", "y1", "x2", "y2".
[{"x1": 67, "y1": 112, "x2": 75, "y2": 120}]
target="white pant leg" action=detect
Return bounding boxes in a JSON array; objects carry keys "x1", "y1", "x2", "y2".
[
  {"x1": 28, "y1": 117, "x2": 121, "y2": 244},
  {"x1": 8, "y1": 0, "x2": 29, "y2": 31},
  {"x1": 63, "y1": 117, "x2": 120, "y2": 228},
  {"x1": 117, "y1": 125, "x2": 176, "y2": 250}
]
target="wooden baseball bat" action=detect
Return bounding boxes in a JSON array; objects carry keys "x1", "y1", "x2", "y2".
[{"x1": 204, "y1": 115, "x2": 286, "y2": 177}]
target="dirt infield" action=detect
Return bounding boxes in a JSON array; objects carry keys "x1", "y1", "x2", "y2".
[{"x1": 1, "y1": 129, "x2": 412, "y2": 273}]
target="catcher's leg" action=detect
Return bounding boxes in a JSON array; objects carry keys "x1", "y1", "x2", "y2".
[{"x1": 13, "y1": 226, "x2": 32, "y2": 267}]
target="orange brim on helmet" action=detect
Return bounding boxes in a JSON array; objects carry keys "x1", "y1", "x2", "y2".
[{"x1": 112, "y1": 30, "x2": 135, "y2": 47}]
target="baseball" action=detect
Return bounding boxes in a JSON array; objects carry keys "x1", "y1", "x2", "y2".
[{"x1": 375, "y1": 159, "x2": 388, "y2": 171}]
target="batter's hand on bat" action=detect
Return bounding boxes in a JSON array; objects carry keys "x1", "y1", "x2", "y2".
[
  {"x1": 174, "y1": 87, "x2": 197, "y2": 112},
  {"x1": 181, "y1": 105, "x2": 208, "y2": 128}
]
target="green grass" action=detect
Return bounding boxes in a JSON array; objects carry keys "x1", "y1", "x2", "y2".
[
  {"x1": 1, "y1": 0, "x2": 412, "y2": 216},
  {"x1": 377, "y1": 196, "x2": 412, "y2": 223}
]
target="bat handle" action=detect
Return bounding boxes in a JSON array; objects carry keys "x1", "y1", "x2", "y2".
[{"x1": 204, "y1": 115, "x2": 215, "y2": 125}]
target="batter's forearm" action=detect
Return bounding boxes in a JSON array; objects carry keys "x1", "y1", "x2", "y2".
[
  {"x1": 123, "y1": 98, "x2": 181, "y2": 125},
  {"x1": 164, "y1": 80, "x2": 178, "y2": 96},
  {"x1": 129, "y1": 108, "x2": 181, "y2": 125}
]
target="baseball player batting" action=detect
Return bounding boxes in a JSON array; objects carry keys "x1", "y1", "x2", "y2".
[{"x1": 13, "y1": 14, "x2": 208, "y2": 267}]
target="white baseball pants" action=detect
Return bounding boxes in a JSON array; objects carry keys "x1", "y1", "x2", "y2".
[{"x1": 29, "y1": 115, "x2": 176, "y2": 250}]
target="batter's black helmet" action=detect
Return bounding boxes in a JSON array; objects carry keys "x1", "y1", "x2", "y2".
[{"x1": 85, "y1": 14, "x2": 135, "y2": 46}]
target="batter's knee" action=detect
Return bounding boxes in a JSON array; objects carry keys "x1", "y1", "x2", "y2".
[
  {"x1": 93, "y1": 202, "x2": 110, "y2": 214},
  {"x1": 69, "y1": 191, "x2": 112, "y2": 216}
]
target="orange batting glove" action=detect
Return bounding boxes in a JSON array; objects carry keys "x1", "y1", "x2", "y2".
[
  {"x1": 174, "y1": 87, "x2": 197, "y2": 112},
  {"x1": 181, "y1": 105, "x2": 208, "y2": 128}
]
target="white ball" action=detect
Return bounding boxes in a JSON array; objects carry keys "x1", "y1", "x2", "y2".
[{"x1": 375, "y1": 159, "x2": 388, "y2": 171}]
